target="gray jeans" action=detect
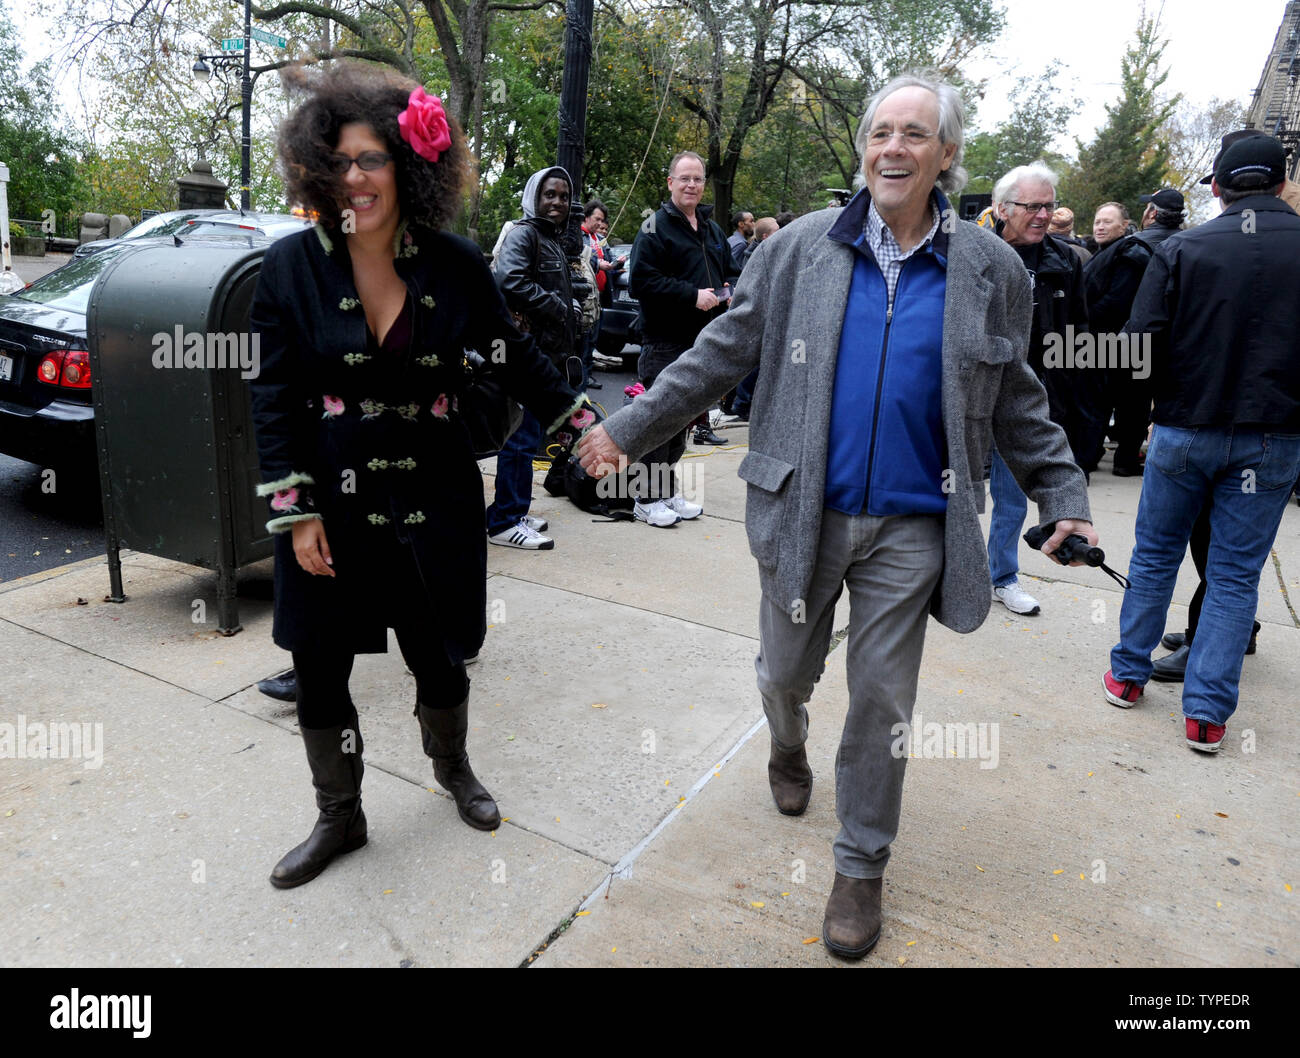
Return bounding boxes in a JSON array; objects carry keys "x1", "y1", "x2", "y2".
[{"x1": 755, "y1": 508, "x2": 944, "y2": 878}]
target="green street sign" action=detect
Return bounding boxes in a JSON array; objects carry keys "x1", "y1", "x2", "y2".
[
  {"x1": 251, "y1": 28, "x2": 287, "y2": 48},
  {"x1": 220, "y1": 37, "x2": 244, "y2": 51}
]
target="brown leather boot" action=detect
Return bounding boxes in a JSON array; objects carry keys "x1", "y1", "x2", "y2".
[
  {"x1": 768, "y1": 740, "x2": 812, "y2": 815},
  {"x1": 822, "y1": 872, "x2": 883, "y2": 959},
  {"x1": 270, "y1": 713, "x2": 367, "y2": 889},
  {"x1": 416, "y1": 698, "x2": 501, "y2": 831}
]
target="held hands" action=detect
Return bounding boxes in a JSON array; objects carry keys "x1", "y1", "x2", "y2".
[
  {"x1": 578, "y1": 424, "x2": 626, "y2": 478},
  {"x1": 292, "y1": 518, "x2": 335, "y2": 577},
  {"x1": 695, "y1": 288, "x2": 720, "y2": 312},
  {"x1": 1042, "y1": 519, "x2": 1098, "y2": 566}
]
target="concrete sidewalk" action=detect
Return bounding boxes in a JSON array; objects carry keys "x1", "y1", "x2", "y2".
[{"x1": 1, "y1": 430, "x2": 1297, "y2": 967}]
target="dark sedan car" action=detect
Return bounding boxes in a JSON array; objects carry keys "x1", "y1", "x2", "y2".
[
  {"x1": 73, "y1": 210, "x2": 312, "y2": 258},
  {"x1": 0, "y1": 231, "x2": 278, "y2": 475},
  {"x1": 596, "y1": 242, "x2": 641, "y2": 372}
]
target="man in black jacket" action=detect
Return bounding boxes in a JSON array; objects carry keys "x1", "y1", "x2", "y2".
[
  {"x1": 486, "y1": 165, "x2": 581, "y2": 549},
  {"x1": 986, "y1": 162, "x2": 1098, "y2": 617},
  {"x1": 627, "y1": 150, "x2": 740, "y2": 525},
  {"x1": 1135, "y1": 187, "x2": 1185, "y2": 248},
  {"x1": 1104, "y1": 135, "x2": 1300, "y2": 753},
  {"x1": 1084, "y1": 202, "x2": 1156, "y2": 475}
]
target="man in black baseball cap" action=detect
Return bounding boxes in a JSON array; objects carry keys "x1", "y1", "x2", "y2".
[
  {"x1": 1201, "y1": 128, "x2": 1300, "y2": 211},
  {"x1": 1106, "y1": 131, "x2": 1300, "y2": 753},
  {"x1": 1136, "y1": 188, "x2": 1185, "y2": 249}
]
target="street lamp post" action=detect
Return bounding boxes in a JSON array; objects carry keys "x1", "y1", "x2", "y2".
[{"x1": 192, "y1": 0, "x2": 254, "y2": 210}]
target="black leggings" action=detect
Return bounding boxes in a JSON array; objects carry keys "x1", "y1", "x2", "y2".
[{"x1": 293, "y1": 622, "x2": 469, "y2": 730}]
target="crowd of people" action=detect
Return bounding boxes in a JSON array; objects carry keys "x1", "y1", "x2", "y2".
[{"x1": 245, "y1": 59, "x2": 1299, "y2": 960}]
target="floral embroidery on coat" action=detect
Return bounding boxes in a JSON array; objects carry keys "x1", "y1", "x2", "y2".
[
  {"x1": 431, "y1": 394, "x2": 449, "y2": 419},
  {"x1": 270, "y1": 487, "x2": 300, "y2": 513},
  {"x1": 322, "y1": 395, "x2": 344, "y2": 419}
]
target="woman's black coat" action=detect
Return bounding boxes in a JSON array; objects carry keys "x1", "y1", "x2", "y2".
[{"x1": 248, "y1": 221, "x2": 580, "y2": 658}]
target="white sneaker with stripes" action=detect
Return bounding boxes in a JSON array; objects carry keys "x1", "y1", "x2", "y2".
[{"x1": 488, "y1": 520, "x2": 554, "y2": 550}]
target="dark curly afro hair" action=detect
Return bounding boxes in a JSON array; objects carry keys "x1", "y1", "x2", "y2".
[{"x1": 278, "y1": 61, "x2": 471, "y2": 232}]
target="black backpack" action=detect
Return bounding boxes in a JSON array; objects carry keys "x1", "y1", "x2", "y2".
[{"x1": 543, "y1": 453, "x2": 635, "y2": 519}]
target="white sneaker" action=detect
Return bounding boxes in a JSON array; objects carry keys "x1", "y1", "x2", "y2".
[
  {"x1": 994, "y1": 582, "x2": 1041, "y2": 615},
  {"x1": 663, "y1": 494, "x2": 702, "y2": 519},
  {"x1": 522, "y1": 515, "x2": 549, "y2": 532},
  {"x1": 488, "y1": 520, "x2": 555, "y2": 549},
  {"x1": 633, "y1": 499, "x2": 682, "y2": 527}
]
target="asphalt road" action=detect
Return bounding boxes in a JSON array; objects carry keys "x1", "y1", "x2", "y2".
[{"x1": 0, "y1": 454, "x2": 103, "y2": 584}]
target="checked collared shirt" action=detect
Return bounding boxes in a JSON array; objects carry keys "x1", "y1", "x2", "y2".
[{"x1": 864, "y1": 199, "x2": 941, "y2": 307}]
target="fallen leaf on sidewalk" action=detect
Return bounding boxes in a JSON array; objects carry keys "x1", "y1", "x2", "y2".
[
  {"x1": 1052, "y1": 934, "x2": 1060, "y2": 942},
  {"x1": 1286, "y1": 884, "x2": 1293, "y2": 893},
  {"x1": 897, "y1": 956, "x2": 907, "y2": 965},
  {"x1": 1053, "y1": 869, "x2": 1064, "y2": 875},
  {"x1": 575, "y1": 911, "x2": 590, "y2": 917},
  {"x1": 591, "y1": 703, "x2": 607, "y2": 709},
  {"x1": 975, "y1": 865, "x2": 985, "y2": 873},
  {"x1": 906, "y1": 940, "x2": 916, "y2": 947},
  {"x1": 750, "y1": 902, "x2": 765, "y2": 908},
  {"x1": 382, "y1": 889, "x2": 393, "y2": 895},
  {"x1": 802, "y1": 937, "x2": 818, "y2": 945},
  {"x1": 1215, "y1": 812, "x2": 1228, "y2": 818}
]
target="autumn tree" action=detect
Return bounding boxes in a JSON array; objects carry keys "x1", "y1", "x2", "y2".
[
  {"x1": 1057, "y1": 14, "x2": 1179, "y2": 226},
  {"x1": 962, "y1": 62, "x2": 1081, "y2": 193}
]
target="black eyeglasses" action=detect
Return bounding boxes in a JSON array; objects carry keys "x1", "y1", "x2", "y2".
[
  {"x1": 1010, "y1": 201, "x2": 1056, "y2": 215},
  {"x1": 326, "y1": 151, "x2": 393, "y2": 175}
]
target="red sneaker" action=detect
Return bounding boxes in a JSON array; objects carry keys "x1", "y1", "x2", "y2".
[
  {"x1": 1186, "y1": 718, "x2": 1226, "y2": 753},
  {"x1": 1103, "y1": 670, "x2": 1143, "y2": 708}
]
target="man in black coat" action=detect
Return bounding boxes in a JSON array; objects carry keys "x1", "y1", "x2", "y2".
[
  {"x1": 485, "y1": 165, "x2": 582, "y2": 550},
  {"x1": 986, "y1": 162, "x2": 1098, "y2": 618},
  {"x1": 1084, "y1": 201, "x2": 1157, "y2": 475},
  {"x1": 627, "y1": 150, "x2": 740, "y2": 525},
  {"x1": 1105, "y1": 134, "x2": 1300, "y2": 753}
]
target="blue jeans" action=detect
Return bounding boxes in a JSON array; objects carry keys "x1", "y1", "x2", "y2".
[
  {"x1": 485, "y1": 410, "x2": 543, "y2": 536},
  {"x1": 987, "y1": 448, "x2": 1028, "y2": 588},
  {"x1": 733, "y1": 366, "x2": 759, "y2": 415},
  {"x1": 1110, "y1": 424, "x2": 1300, "y2": 725}
]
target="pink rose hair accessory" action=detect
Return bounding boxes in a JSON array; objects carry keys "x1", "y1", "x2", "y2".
[{"x1": 398, "y1": 87, "x2": 452, "y2": 164}]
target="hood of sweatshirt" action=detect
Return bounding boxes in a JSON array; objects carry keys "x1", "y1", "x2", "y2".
[{"x1": 520, "y1": 165, "x2": 574, "y2": 235}]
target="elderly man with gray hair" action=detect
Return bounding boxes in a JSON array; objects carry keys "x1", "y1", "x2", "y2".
[
  {"x1": 985, "y1": 162, "x2": 1100, "y2": 617},
  {"x1": 578, "y1": 72, "x2": 1095, "y2": 959}
]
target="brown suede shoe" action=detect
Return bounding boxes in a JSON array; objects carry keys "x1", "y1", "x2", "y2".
[
  {"x1": 768, "y1": 741, "x2": 813, "y2": 815},
  {"x1": 822, "y1": 872, "x2": 882, "y2": 959}
]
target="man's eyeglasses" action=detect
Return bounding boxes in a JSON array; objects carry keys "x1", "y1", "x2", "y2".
[
  {"x1": 1010, "y1": 201, "x2": 1056, "y2": 215},
  {"x1": 867, "y1": 127, "x2": 937, "y2": 146},
  {"x1": 671, "y1": 175, "x2": 706, "y2": 185},
  {"x1": 327, "y1": 151, "x2": 393, "y2": 175}
]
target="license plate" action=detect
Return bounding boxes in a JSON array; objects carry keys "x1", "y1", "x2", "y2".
[{"x1": 0, "y1": 354, "x2": 12, "y2": 382}]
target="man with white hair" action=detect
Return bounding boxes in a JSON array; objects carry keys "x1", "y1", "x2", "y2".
[
  {"x1": 578, "y1": 73, "x2": 1094, "y2": 958},
  {"x1": 986, "y1": 162, "x2": 1098, "y2": 616}
]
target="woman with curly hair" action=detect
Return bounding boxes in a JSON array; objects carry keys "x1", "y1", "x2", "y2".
[{"x1": 249, "y1": 61, "x2": 596, "y2": 889}]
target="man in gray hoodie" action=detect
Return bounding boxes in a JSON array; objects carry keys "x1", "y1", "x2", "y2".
[{"x1": 487, "y1": 166, "x2": 581, "y2": 549}]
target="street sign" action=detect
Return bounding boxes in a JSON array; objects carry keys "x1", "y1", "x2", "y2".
[
  {"x1": 220, "y1": 37, "x2": 244, "y2": 51},
  {"x1": 251, "y1": 28, "x2": 287, "y2": 48}
]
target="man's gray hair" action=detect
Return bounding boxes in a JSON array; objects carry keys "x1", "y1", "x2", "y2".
[
  {"x1": 993, "y1": 162, "x2": 1058, "y2": 207},
  {"x1": 856, "y1": 72, "x2": 967, "y2": 195}
]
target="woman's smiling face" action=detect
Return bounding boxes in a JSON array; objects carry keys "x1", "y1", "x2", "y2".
[{"x1": 333, "y1": 122, "x2": 398, "y2": 236}]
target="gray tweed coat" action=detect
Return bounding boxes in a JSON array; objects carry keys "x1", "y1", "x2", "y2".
[{"x1": 601, "y1": 202, "x2": 1091, "y2": 634}]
